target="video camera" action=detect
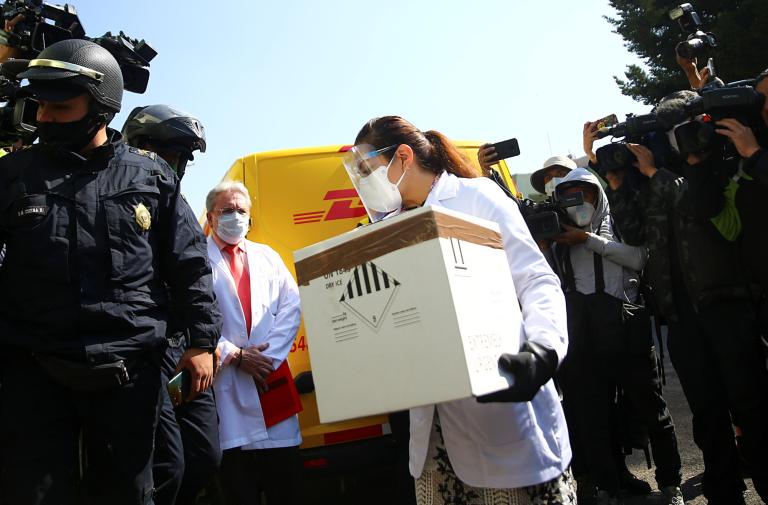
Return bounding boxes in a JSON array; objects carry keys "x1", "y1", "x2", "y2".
[
  {"x1": 520, "y1": 191, "x2": 584, "y2": 241},
  {"x1": 0, "y1": 0, "x2": 156, "y2": 146},
  {"x1": 0, "y1": 1, "x2": 83, "y2": 55},
  {"x1": 594, "y1": 82, "x2": 765, "y2": 169},
  {"x1": 90, "y1": 31, "x2": 157, "y2": 94},
  {"x1": 595, "y1": 113, "x2": 665, "y2": 172},
  {"x1": 0, "y1": 59, "x2": 35, "y2": 145},
  {"x1": 665, "y1": 86, "x2": 765, "y2": 157},
  {"x1": 668, "y1": 3, "x2": 716, "y2": 61}
]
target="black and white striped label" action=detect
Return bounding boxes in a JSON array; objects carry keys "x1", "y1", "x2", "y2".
[
  {"x1": 339, "y1": 261, "x2": 401, "y2": 330},
  {"x1": 340, "y1": 261, "x2": 400, "y2": 302}
]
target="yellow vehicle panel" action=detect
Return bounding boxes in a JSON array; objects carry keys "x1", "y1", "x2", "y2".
[{"x1": 218, "y1": 142, "x2": 519, "y2": 450}]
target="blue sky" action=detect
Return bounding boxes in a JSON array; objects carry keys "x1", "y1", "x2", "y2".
[{"x1": 73, "y1": 0, "x2": 650, "y2": 214}]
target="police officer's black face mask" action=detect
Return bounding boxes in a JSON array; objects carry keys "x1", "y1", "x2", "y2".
[
  {"x1": 146, "y1": 144, "x2": 191, "y2": 180},
  {"x1": 37, "y1": 111, "x2": 103, "y2": 153}
]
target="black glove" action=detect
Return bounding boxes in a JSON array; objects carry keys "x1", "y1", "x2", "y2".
[{"x1": 476, "y1": 341, "x2": 558, "y2": 403}]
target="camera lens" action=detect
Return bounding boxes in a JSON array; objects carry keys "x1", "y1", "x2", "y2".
[
  {"x1": 597, "y1": 144, "x2": 636, "y2": 172},
  {"x1": 675, "y1": 121, "x2": 717, "y2": 155},
  {"x1": 676, "y1": 38, "x2": 705, "y2": 59}
]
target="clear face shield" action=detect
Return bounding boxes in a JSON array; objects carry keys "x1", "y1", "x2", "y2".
[{"x1": 342, "y1": 144, "x2": 404, "y2": 223}]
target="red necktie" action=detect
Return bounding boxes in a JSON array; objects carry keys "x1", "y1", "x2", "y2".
[{"x1": 224, "y1": 244, "x2": 252, "y2": 334}]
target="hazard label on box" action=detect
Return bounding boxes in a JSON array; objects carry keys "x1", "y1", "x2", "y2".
[{"x1": 339, "y1": 261, "x2": 400, "y2": 330}]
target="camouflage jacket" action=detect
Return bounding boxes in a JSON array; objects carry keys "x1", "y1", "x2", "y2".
[
  {"x1": 608, "y1": 168, "x2": 748, "y2": 321},
  {"x1": 605, "y1": 183, "x2": 646, "y2": 246}
]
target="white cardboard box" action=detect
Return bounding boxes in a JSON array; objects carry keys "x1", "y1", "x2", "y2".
[{"x1": 293, "y1": 206, "x2": 523, "y2": 423}]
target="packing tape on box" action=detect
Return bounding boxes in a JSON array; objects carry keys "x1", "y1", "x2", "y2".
[{"x1": 295, "y1": 209, "x2": 503, "y2": 286}]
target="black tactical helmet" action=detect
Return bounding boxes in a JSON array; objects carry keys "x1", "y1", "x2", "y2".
[
  {"x1": 122, "y1": 104, "x2": 206, "y2": 154},
  {"x1": 18, "y1": 38, "x2": 123, "y2": 113}
]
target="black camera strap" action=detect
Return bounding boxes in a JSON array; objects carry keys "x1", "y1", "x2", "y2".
[
  {"x1": 594, "y1": 252, "x2": 605, "y2": 294},
  {"x1": 562, "y1": 247, "x2": 577, "y2": 292},
  {"x1": 562, "y1": 246, "x2": 606, "y2": 295}
]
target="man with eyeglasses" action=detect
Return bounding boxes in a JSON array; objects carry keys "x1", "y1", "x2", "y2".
[{"x1": 205, "y1": 181, "x2": 303, "y2": 505}]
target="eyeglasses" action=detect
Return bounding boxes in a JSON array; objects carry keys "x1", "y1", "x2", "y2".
[
  {"x1": 362, "y1": 145, "x2": 397, "y2": 160},
  {"x1": 344, "y1": 144, "x2": 398, "y2": 177},
  {"x1": 216, "y1": 207, "x2": 249, "y2": 216}
]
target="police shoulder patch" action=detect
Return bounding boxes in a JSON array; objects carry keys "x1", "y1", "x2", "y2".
[{"x1": 128, "y1": 146, "x2": 157, "y2": 160}]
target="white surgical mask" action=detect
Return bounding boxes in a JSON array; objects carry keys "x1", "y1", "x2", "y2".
[
  {"x1": 566, "y1": 202, "x2": 596, "y2": 227},
  {"x1": 544, "y1": 177, "x2": 564, "y2": 196},
  {"x1": 217, "y1": 212, "x2": 250, "y2": 245},
  {"x1": 356, "y1": 157, "x2": 406, "y2": 213}
]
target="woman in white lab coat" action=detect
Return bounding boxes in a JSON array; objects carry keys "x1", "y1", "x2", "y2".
[{"x1": 344, "y1": 116, "x2": 575, "y2": 505}]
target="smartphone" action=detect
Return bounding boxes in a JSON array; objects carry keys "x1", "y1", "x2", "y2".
[
  {"x1": 167, "y1": 369, "x2": 191, "y2": 407},
  {"x1": 490, "y1": 138, "x2": 520, "y2": 161},
  {"x1": 595, "y1": 114, "x2": 619, "y2": 131}
]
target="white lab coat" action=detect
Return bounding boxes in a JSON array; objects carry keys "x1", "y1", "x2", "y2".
[
  {"x1": 409, "y1": 173, "x2": 572, "y2": 489},
  {"x1": 208, "y1": 237, "x2": 303, "y2": 450}
]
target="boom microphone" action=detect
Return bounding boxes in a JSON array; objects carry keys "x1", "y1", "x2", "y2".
[{"x1": 652, "y1": 90, "x2": 699, "y2": 129}]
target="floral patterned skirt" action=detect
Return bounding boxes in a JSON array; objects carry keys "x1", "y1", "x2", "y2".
[{"x1": 415, "y1": 414, "x2": 577, "y2": 505}]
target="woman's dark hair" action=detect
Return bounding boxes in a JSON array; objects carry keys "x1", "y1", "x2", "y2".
[{"x1": 354, "y1": 116, "x2": 479, "y2": 178}]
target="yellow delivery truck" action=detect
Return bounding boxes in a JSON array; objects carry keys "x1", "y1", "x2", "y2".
[{"x1": 216, "y1": 142, "x2": 520, "y2": 474}]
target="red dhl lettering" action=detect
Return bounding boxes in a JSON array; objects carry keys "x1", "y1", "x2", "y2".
[{"x1": 292, "y1": 189, "x2": 366, "y2": 225}]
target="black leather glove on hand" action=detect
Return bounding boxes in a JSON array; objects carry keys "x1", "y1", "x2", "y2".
[{"x1": 476, "y1": 341, "x2": 558, "y2": 403}]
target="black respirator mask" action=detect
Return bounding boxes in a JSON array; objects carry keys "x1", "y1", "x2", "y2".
[
  {"x1": 144, "y1": 142, "x2": 193, "y2": 180},
  {"x1": 37, "y1": 107, "x2": 109, "y2": 153}
]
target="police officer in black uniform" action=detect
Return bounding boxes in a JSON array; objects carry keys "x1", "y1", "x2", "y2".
[
  {"x1": 123, "y1": 105, "x2": 206, "y2": 181},
  {"x1": 122, "y1": 104, "x2": 220, "y2": 505},
  {"x1": 0, "y1": 39, "x2": 222, "y2": 505}
]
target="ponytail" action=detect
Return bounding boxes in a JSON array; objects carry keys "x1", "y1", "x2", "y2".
[
  {"x1": 423, "y1": 130, "x2": 479, "y2": 179},
  {"x1": 354, "y1": 116, "x2": 479, "y2": 179}
]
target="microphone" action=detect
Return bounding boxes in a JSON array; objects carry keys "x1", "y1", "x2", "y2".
[{"x1": 653, "y1": 91, "x2": 698, "y2": 129}]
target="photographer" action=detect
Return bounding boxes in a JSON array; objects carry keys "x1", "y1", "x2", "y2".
[
  {"x1": 583, "y1": 120, "x2": 647, "y2": 246},
  {"x1": 545, "y1": 168, "x2": 683, "y2": 505},
  {"x1": 684, "y1": 69, "x2": 768, "y2": 335},
  {"x1": 601, "y1": 90, "x2": 768, "y2": 503},
  {"x1": 725, "y1": 69, "x2": 768, "y2": 331},
  {"x1": 529, "y1": 155, "x2": 576, "y2": 197}
]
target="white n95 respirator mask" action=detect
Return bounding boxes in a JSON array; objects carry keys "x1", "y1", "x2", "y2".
[
  {"x1": 566, "y1": 202, "x2": 596, "y2": 227},
  {"x1": 356, "y1": 161, "x2": 406, "y2": 213},
  {"x1": 545, "y1": 177, "x2": 564, "y2": 196}
]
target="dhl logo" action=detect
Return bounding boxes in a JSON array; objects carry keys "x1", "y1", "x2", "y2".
[{"x1": 293, "y1": 189, "x2": 367, "y2": 225}]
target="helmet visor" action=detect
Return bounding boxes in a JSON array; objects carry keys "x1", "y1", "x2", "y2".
[{"x1": 21, "y1": 80, "x2": 85, "y2": 102}]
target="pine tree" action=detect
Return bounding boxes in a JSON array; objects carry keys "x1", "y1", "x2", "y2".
[{"x1": 607, "y1": 0, "x2": 768, "y2": 105}]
